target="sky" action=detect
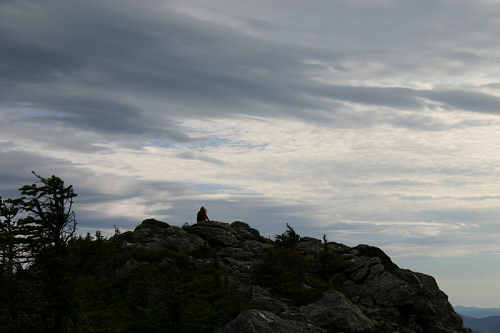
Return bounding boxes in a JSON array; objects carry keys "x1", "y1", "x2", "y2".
[{"x1": 2, "y1": 0, "x2": 500, "y2": 307}]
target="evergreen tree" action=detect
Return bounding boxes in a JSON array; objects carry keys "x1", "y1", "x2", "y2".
[
  {"x1": 16, "y1": 172, "x2": 79, "y2": 333},
  {"x1": 0, "y1": 197, "x2": 25, "y2": 331},
  {"x1": 0, "y1": 197, "x2": 23, "y2": 276},
  {"x1": 18, "y1": 171, "x2": 77, "y2": 254}
]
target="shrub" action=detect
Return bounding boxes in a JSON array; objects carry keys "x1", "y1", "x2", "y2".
[
  {"x1": 253, "y1": 247, "x2": 323, "y2": 305},
  {"x1": 275, "y1": 223, "x2": 300, "y2": 248}
]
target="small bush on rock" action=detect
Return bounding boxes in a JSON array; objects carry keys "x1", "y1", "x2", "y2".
[
  {"x1": 275, "y1": 223, "x2": 300, "y2": 249},
  {"x1": 254, "y1": 246, "x2": 324, "y2": 306}
]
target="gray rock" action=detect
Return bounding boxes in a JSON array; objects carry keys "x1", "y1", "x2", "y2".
[
  {"x1": 249, "y1": 296, "x2": 289, "y2": 314},
  {"x1": 134, "y1": 218, "x2": 171, "y2": 232},
  {"x1": 299, "y1": 291, "x2": 375, "y2": 332},
  {"x1": 217, "y1": 247, "x2": 255, "y2": 261},
  {"x1": 231, "y1": 221, "x2": 261, "y2": 241},
  {"x1": 351, "y1": 244, "x2": 399, "y2": 273},
  {"x1": 115, "y1": 258, "x2": 147, "y2": 278},
  {"x1": 297, "y1": 237, "x2": 322, "y2": 256},
  {"x1": 339, "y1": 245, "x2": 468, "y2": 332},
  {"x1": 115, "y1": 218, "x2": 470, "y2": 333},
  {"x1": 328, "y1": 241, "x2": 352, "y2": 253},
  {"x1": 218, "y1": 310, "x2": 326, "y2": 333},
  {"x1": 346, "y1": 257, "x2": 382, "y2": 283},
  {"x1": 193, "y1": 258, "x2": 214, "y2": 272},
  {"x1": 370, "y1": 263, "x2": 385, "y2": 276},
  {"x1": 220, "y1": 256, "x2": 253, "y2": 274},
  {"x1": 124, "y1": 219, "x2": 207, "y2": 252},
  {"x1": 188, "y1": 220, "x2": 239, "y2": 247},
  {"x1": 241, "y1": 240, "x2": 271, "y2": 256}
]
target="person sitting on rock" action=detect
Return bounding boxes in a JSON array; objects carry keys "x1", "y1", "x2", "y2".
[{"x1": 197, "y1": 206, "x2": 209, "y2": 223}]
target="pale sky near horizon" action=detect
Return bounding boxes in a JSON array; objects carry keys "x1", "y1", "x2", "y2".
[{"x1": 2, "y1": 0, "x2": 500, "y2": 307}]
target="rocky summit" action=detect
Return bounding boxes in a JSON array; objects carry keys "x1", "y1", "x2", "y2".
[{"x1": 112, "y1": 219, "x2": 470, "y2": 333}]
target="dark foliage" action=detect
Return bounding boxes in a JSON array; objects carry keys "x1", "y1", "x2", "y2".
[
  {"x1": 254, "y1": 246, "x2": 324, "y2": 305},
  {"x1": 0, "y1": 197, "x2": 27, "y2": 332},
  {"x1": 318, "y1": 234, "x2": 349, "y2": 279},
  {"x1": 18, "y1": 171, "x2": 77, "y2": 253},
  {"x1": 274, "y1": 223, "x2": 300, "y2": 248},
  {"x1": 254, "y1": 226, "x2": 347, "y2": 306},
  {"x1": 64, "y1": 238, "x2": 247, "y2": 332},
  {"x1": 1, "y1": 176, "x2": 351, "y2": 332}
]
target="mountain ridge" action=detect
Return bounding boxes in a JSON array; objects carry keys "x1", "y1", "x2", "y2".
[
  {"x1": 458, "y1": 314, "x2": 500, "y2": 333},
  {"x1": 455, "y1": 306, "x2": 500, "y2": 318},
  {"x1": 108, "y1": 218, "x2": 471, "y2": 333}
]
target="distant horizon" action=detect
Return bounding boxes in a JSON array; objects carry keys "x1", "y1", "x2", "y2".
[{"x1": 454, "y1": 305, "x2": 500, "y2": 311}]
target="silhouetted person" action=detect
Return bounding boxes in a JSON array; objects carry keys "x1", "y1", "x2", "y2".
[{"x1": 197, "y1": 206, "x2": 209, "y2": 223}]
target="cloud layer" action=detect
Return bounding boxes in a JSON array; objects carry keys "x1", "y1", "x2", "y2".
[{"x1": 3, "y1": 0, "x2": 500, "y2": 307}]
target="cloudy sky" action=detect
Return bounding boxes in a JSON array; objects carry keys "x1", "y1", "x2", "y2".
[{"x1": 2, "y1": 0, "x2": 500, "y2": 307}]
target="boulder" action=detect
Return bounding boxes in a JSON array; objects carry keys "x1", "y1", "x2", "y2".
[
  {"x1": 249, "y1": 296, "x2": 289, "y2": 314},
  {"x1": 299, "y1": 291, "x2": 376, "y2": 332},
  {"x1": 115, "y1": 258, "x2": 147, "y2": 278},
  {"x1": 217, "y1": 247, "x2": 255, "y2": 261},
  {"x1": 351, "y1": 244, "x2": 399, "y2": 273},
  {"x1": 188, "y1": 220, "x2": 239, "y2": 247},
  {"x1": 297, "y1": 237, "x2": 322, "y2": 256},
  {"x1": 240, "y1": 240, "x2": 271, "y2": 256},
  {"x1": 337, "y1": 245, "x2": 468, "y2": 332},
  {"x1": 135, "y1": 218, "x2": 171, "y2": 231},
  {"x1": 218, "y1": 310, "x2": 326, "y2": 333},
  {"x1": 231, "y1": 221, "x2": 261, "y2": 241},
  {"x1": 123, "y1": 219, "x2": 207, "y2": 252}
]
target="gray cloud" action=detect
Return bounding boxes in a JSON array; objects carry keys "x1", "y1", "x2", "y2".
[
  {"x1": 0, "y1": 31, "x2": 80, "y2": 83},
  {"x1": 367, "y1": 180, "x2": 436, "y2": 187},
  {"x1": 4, "y1": 0, "x2": 500, "y2": 146},
  {"x1": 0, "y1": 123, "x2": 111, "y2": 153},
  {"x1": 176, "y1": 151, "x2": 225, "y2": 165},
  {"x1": 0, "y1": 150, "x2": 319, "y2": 239},
  {"x1": 0, "y1": 150, "x2": 200, "y2": 231},
  {"x1": 418, "y1": 208, "x2": 500, "y2": 224},
  {"x1": 0, "y1": 0, "x2": 326, "y2": 140},
  {"x1": 481, "y1": 83, "x2": 500, "y2": 89},
  {"x1": 0, "y1": 149, "x2": 85, "y2": 203},
  {"x1": 396, "y1": 194, "x2": 500, "y2": 202},
  {"x1": 75, "y1": 211, "x2": 139, "y2": 234},
  {"x1": 151, "y1": 195, "x2": 318, "y2": 238},
  {"x1": 3, "y1": 0, "x2": 500, "y2": 307}
]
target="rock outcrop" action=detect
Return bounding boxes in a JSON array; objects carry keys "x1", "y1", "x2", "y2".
[
  {"x1": 218, "y1": 309, "x2": 326, "y2": 333},
  {"x1": 115, "y1": 218, "x2": 471, "y2": 333},
  {"x1": 331, "y1": 244, "x2": 465, "y2": 333},
  {"x1": 298, "y1": 291, "x2": 376, "y2": 332},
  {"x1": 117, "y1": 218, "x2": 207, "y2": 252},
  {"x1": 188, "y1": 220, "x2": 240, "y2": 247}
]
